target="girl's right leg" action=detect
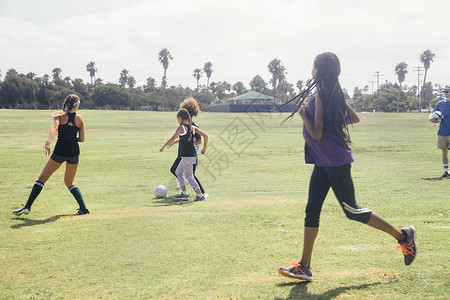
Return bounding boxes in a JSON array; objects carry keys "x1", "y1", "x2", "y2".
[
  {"x1": 300, "y1": 166, "x2": 330, "y2": 267},
  {"x1": 28, "y1": 158, "x2": 61, "y2": 208},
  {"x1": 14, "y1": 158, "x2": 61, "y2": 214}
]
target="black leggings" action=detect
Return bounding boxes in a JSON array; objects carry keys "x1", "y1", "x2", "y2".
[
  {"x1": 305, "y1": 164, "x2": 372, "y2": 227},
  {"x1": 170, "y1": 156, "x2": 205, "y2": 194}
]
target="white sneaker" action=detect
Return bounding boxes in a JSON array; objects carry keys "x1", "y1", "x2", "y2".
[
  {"x1": 13, "y1": 206, "x2": 30, "y2": 216},
  {"x1": 194, "y1": 194, "x2": 206, "y2": 201}
]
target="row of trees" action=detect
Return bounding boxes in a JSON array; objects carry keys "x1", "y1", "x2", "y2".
[
  {"x1": 0, "y1": 49, "x2": 443, "y2": 112},
  {"x1": 353, "y1": 49, "x2": 443, "y2": 112}
]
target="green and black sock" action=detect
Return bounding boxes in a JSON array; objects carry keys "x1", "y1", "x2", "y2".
[
  {"x1": 24, "y1": 181, "x2": 44, "y2": 209},
  {"x1": 69, "y1": 185, "x2": 87, "y2": 211}
]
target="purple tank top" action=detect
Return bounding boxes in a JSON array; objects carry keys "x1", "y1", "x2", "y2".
[{"x1": 302, "y1": 95, "x2": 354, "y2": 167}]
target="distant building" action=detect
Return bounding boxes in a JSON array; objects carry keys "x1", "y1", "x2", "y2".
[{"x1": 208, "y1": 91, "x2": 294, "y2": 113}]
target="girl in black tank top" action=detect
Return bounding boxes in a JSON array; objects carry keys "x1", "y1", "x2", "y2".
[
  {"x1": 12, "y1": 94, "x2": 90, "y2": 216},
  {"x1": 53, "y1": 112, "x2": 80, "y2": 157},
  {"x1": 160, "y1": 109, "x2": 209, "y2": 201}
]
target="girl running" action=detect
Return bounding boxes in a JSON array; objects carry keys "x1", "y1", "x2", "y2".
[
  {"x1": 160, "y1": 108, "x2": 208, "y2": 201},
  {"x1": 278, "y1": 52, "x2": 416, "y2": 281},
  {"x1": 13, "y1": 94, "x2": 89, "y2": 216},
  {"x1": 168, "y1": 98, "x2": 207, "y2": 197}
]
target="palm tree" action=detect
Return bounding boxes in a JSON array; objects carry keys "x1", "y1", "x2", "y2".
[
  {"x1": 420, "y1": 49, "x2": 435, "y2": 86},
  {"x1": 395, "y1": 62, "x2": 408, "y2": 112},
  {"x1": 127, "y1": 76, "x2": 136, "y2": 89},
  {"x1": 395, "y1": 62, "x2": 408, "y2": 88},
  {"x1": 203, "y1": 62, "x2": 213, "y2": 102},
  {"x1": 52, "y1": 68, "x2": 62, "y2": 79},
  {"x1": 119, "y1": 69, "x2": 129, "y2": 87},
  {"x1": 193, "y1": 68, "x2": 202, "y2": 92},
  {"x1": 268, "y1": 59, "x2": 286, "y2": 103},
  {"x1": 296, "y1": 80, "x2": 304, "y2": 93},
  {"x1": 158, "y1": 48, "x2": 173, "y2": 110},
  {"x1": 420, "y1": 50, "x2": 435, "y2": 108},
  {"x1": 86, "y1": 61, "x2": 97, "y2": 86}
]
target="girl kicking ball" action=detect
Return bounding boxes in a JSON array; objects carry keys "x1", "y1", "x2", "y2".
[
  {"x1": 160, "y1": 108, "x2": 208, "y2": 201},
  {"x1": 168, "y1": 97, "x2": 207, "y2": 197},
  {"x1": 13, "y1": 94, "x2": 89, "y2": 216},
  {"x1": 278, "y1": 52, "x2": 416, "y2": 281}
]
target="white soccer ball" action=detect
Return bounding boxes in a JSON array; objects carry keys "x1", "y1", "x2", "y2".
[
  {"x1": 430, "y1": 111, "x2": 443, "y2": 122},
  {"x1": 154, "y1": 185, "x2": 168, "y2": 198}
]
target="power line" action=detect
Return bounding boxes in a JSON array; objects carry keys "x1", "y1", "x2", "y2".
[
  {"x1": 373, "y1": 71, "x2": 383, "y2": 111},
  {"x1": 413, "y1": 66, "x2": 424, "y2": 110}
]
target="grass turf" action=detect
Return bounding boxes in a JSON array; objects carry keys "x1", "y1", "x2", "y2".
[{"x1": 0, "y1": 109, "x2": 449, "y2": 299}]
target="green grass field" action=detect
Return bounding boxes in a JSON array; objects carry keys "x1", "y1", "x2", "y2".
[{"x1": 0, "y1": 109, "x2": 449, "y2": 299}]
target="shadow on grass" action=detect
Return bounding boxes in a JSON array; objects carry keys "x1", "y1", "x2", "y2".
[
  {"x1": 152, "y1": 196, "x2": 192, "y2": 207},
  {"x1": 11, "y1": 214, "x2": 73, "y2": 229},
  {"x1": 421, "y1": 176, "x2": 447, "y2": 181},
  {"x1": 275, "y1": 281, "x2": 383, "y2": 300}
]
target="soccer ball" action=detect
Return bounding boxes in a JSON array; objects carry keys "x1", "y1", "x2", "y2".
[
  {"x1": 430, "y1": 111, "x2": 443, "y2": 122},
  {"x1": 154, "y1": 185, "x2": 168, "y2": 198}
]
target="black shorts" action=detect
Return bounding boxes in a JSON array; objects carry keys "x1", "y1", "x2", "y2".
[{"x1": 50, "y1": 153, "x2": 79, "y2": 164}]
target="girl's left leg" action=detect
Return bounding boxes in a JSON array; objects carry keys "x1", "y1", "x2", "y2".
[
  {"x1": 327, "y1": 164, "x2": 416, "y2": 265},
  {"x1": 193, "y1": 164, "x2": 205, "y2": 194},
  {"x1": 180, "y1": 157, "x2": 201, "y2": 194},
  {"x1": 65, "y1": 162, "x2": 88, "y2": 213},
  {"x1": 326, "y1": 164, "x2": 404, "y2": 240}
]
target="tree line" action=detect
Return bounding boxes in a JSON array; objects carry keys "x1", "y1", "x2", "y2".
[{"x1": 0, "y1": 49, "x2": 444, "y2": 112}]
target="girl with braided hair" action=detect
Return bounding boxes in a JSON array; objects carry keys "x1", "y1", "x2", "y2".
[
  {"x1": 160, "y1": 108, "x2": 208, "y2": 201},
  {"x1": 13, "y1": 94, "x2": 90, "y2": 216},
  {"x1": 278, "y1": 53, "x2": 416, "y2": 281},
  {"x1": 168, "y1": 97, "x2": 207, "y2": 197}
]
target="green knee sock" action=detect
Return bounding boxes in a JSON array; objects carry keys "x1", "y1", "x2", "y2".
[
  {"x1": 25, "y1": 181, "x2": 44, "y2": 209},
  {"x1": 69, "y1": 185, "x2": 87, "y2": 211}
]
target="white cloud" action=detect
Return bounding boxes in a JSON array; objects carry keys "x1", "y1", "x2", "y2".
[{"x1": 0, "y1": 0, "x2": 449, "y2": 91}]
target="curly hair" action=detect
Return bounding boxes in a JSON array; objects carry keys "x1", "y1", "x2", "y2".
[{"x1": 179, "y1": 97, "x2": 200, "y2": 117}]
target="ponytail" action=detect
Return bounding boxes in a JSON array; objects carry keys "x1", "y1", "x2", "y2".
[{"x1": 176, "y1": 108, "x2": 193, "y2": 141}]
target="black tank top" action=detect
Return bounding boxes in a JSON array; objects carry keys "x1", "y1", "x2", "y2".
[
  {"x1": 53, "y1": 112, "x2": 80, "y2": 157},
  {"x1": 178, "y1": 124, "x2": 196, "y2": 157}
]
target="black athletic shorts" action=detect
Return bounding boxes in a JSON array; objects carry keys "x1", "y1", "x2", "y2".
[{"x1": 50, "y1": 153, "x2": 79, "y2": 164}]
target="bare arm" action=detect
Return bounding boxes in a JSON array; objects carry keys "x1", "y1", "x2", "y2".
[
  {"x1": 298, "y1": 94, "x2": 324, "y2": 141},
  {"x1": 194, "y1": 127, "x2": 208, "y2": 154},
  {"x1": 167, "y1": 139, "x2": 179, "y2": 149},
  {"x1": 43, "y1": 115, "x2": 60, "y2": 156},
  {"x1": 76, "y1": 115, "x2": 85, "y2": 142},
  {"x1": 160, "y1": 127, "x2": 183, "y2": 152}
]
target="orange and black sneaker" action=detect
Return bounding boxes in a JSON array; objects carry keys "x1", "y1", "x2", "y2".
[
  {"x1": 397, "y1": 226, "x2": 417, "y2": 266},
  {"x1": 278, "y1": 259, "x2": 313, "y2": 281}
]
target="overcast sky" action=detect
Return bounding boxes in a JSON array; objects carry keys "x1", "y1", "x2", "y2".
[{"x1": 0, "y1": 0, "x2": 448, "y2": 94}]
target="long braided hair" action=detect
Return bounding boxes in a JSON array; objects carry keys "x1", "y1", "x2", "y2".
[{"x1": 314, "y1": 52, "x2": 352, "y2": 144}]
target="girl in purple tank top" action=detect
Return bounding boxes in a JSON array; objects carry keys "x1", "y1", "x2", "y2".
[{"x1": 278, "y1": 53, "x2": 417, "y2": 281}]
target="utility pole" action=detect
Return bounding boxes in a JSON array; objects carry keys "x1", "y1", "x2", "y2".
[
  {"x1": 413, "y1": 66, "x2": 424, "y2": 111},
  {"x1": 368, "y1": 80, "x2": 376, "y2": 111},
  {"x1": 373, "y1": 71, "x2": 383, "y2": 112}
]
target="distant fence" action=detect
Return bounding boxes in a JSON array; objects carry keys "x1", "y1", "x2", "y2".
[{"x1": 208, "y1": 103, "x2": 295, "y2": 113}]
